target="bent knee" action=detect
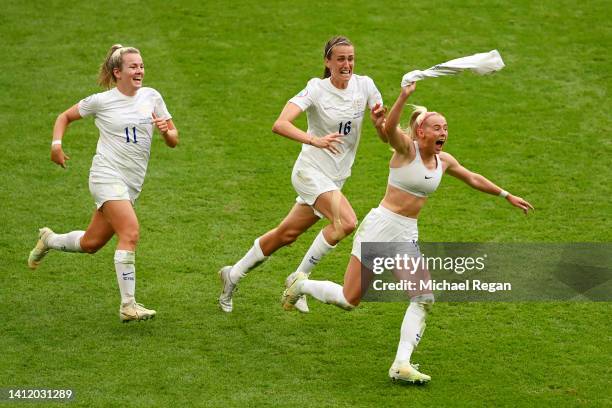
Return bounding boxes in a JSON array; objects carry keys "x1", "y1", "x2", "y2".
[
  {"x1": 80, "y1": 239, "x2": 104, "y2": 254},
  {"x1": 117, "y1": 229, "x2": 140, "y2": 247},
  {"x1": 342, "y1": 217, "x2": 358, "y2": 235},
  {"x1": 335, "y1": 216, "x2": 357, "y2": 237},
  {"x1": 343, "y1": 288, "x2": 361, "y2": 309}
]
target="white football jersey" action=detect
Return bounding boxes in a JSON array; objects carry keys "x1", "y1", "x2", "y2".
[
  {"x1": 289, "y1": 74, "x2": 382, "y2": 181},
  {"x1": 78, "y1": 87, "x2": 171, "y2": 193}
]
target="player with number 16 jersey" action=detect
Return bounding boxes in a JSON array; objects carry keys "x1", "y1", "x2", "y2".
[
  {"x1": 218, "y1": 36, "x2": 387, "y2": 314},
  {"x1": 291, "y1": 73, "x2": 381, "y2": 183}
]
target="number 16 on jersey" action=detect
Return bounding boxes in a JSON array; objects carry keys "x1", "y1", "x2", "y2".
[{"x1": 338, "y1": 121, "x2": 351, "y2": 136}]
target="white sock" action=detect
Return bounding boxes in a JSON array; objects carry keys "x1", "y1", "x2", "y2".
[
  {"x1": 296, "y1": 230, "x2": 336, "y2": 276},
  {"x1": 394, "y1": 302, "x2": 428, "y2": 364},
  {"x1": 46, "y1": 231, "x2": 85, "y2": 252},
  {"x1": 114, "y1": 250, "x2": 136, "y2": 305},
  {"x1": 229, "y1": 237, "x2": 267, "y2": 282},
  {"x1": 300, "y1": 279, "x2": 354, "y2": 310}
]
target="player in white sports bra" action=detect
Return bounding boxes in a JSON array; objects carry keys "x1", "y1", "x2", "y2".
[
  {"x1": 283, "y1": 82, "x2": 534, "y2": 383},
  {"x1": 27, "y1": 45, "x2": 179, "y2": 323},
  {"x1": 218, "y1": 36, "x2": 387, "y2": 313}
]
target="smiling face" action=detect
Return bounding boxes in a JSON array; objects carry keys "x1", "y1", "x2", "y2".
[
  {"x1": 325, "y1": 45, "x2": 354, "y2": 88},
  {"x1": 113, "y1": 52, "x2": 144, "y2": 94},
  {"x1": 417, "y1": 114, "x2": 448, "y2": 154}
]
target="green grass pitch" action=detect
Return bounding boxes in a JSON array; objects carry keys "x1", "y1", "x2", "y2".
[{"x1": 1, "y1": 0, "x2": 610, "y2": 406}]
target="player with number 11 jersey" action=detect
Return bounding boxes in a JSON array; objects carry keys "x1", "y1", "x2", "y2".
[{"x1": 79, "y1": 86, "x2": 171, "y2": 201}]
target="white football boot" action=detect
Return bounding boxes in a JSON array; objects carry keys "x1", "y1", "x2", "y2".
[
  {"x1": 281, "y1": 271, "x2": 307, "y2": 311},
  {"x1": 285, "y1": 272, "x2": 310, "y2": 313},
  {"x1": 27, "y1": 227, "x2": 54, "y2": 270},
  {"x1": 218, "y1": 266, "x2": 236, "y2": 313},
  {"x1": 120, "y1": 301, "x2": 156, "y2": 323},
  {"x1": 389, "y1": 361, "x2": 431, "y2": 384}
]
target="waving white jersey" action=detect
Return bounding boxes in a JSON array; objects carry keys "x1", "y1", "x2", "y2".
[
  {"x1": 78, "y1": 87, "x2": 171, "y2": 194},
  {"x1": 289, "y1": 75, "x2": 382, "y2": 181}
]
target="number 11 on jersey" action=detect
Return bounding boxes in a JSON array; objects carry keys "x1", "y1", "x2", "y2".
[{"x1": 124, "y1": 127, "x2": 137, "y2": 143}]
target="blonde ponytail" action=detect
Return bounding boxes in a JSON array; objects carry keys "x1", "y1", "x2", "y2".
[
  {"x1": 404, "y1": 105, "x2": 429, "y2": 139},
  {"x1": 97, "y1": 44, "x2": 140, "y2": 89}
]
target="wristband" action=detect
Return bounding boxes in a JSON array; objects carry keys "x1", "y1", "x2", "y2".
[
  {"x1": 51, "y1": 140, "x2": 62, "y2": 146},
  {"x1": 498, "y1": 190, "x2": 509, "y2": 198}
]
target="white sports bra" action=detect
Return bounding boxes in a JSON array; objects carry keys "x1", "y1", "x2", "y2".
[{"x1": 388, "y1": 141, "x2": 443, "y2": 197}]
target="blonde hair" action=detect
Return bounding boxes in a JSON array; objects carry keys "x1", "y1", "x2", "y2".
[
  {"x1": 97, "y1": 44, "x2": 140, "y2": 89},
  {"x1": 403, "y1": 105, "x2": 441, "y2": 139}
]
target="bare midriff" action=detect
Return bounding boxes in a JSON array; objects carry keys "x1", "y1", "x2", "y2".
[{"x1": 379, "y1": 184, "x2": 428, "y2": 219}]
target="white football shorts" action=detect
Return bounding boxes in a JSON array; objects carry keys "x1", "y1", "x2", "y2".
[
  {"x1": 292, "y1": 160, "x2": 346, "y2": 218},
  {"x1": 89, "y1": 178, "x2": 138, "y2": 209},
  {"x1": 351, "y1": 205, "x2": 419, "y2": 261},
  {"x1": 88, "y1": 155, "x2": 140, "y2": 209}
]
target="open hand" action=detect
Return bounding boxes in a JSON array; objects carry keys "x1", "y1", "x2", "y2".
[
  {"x1": 507, "y1": 195, "x2": 534, "y2": 214},
  {"x1": 312, "y1": 132, "x2": 344, "y2": 154}
]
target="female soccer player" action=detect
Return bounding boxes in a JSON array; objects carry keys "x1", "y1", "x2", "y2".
[
  {"x1": 28, "y1": 44, "x2": 179, "y2": 323},
  {"x1": 218, "y1": 36, "x2": 387, "y2": 313},
  {"x1": 282, "y1": 82, "x2": 533, "y2": 383}
]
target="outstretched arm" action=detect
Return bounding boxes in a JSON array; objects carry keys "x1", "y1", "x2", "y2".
[
  {"x1": 443, "y1": 152, "x2": 534, "y2": 214},
  {"x1": 272, "y1": 102, "x2": 344, "y2": 154},
  {"x1": 51, "y1": 104, "x2": 82, "y2": 168},
  {"x1": 383, "y1": 83, "x2": 417, "y2": 154}
]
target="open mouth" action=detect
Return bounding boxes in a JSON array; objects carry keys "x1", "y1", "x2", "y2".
[
  {"x1": 340, "y1": 69, "x2": 351, "y2": 75},
  {"x1": 435, "y1": 139, "x2": 445, "y2": 146}
]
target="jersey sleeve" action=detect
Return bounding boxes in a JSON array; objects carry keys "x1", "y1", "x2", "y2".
[
  {"x1": 152, "y1": 90, "x2": 172, "y2": 121},
  {"x1": 288, "y1": 78, "x2": 318, "y2": 111},
  {"x1": 365, "y1": 77, "x2": 383, "y2": 109},
  {"x1": 77, "y1": 92, "x2": 101, "y2": 117}
]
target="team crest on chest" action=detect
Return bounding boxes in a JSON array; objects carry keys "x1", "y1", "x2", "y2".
[
  {"x1": 352, "y1": 97, "x2": 365, "y2": 113},
  {"x1": 137, "y1": 103, "x2": 154, "y2": 124}
]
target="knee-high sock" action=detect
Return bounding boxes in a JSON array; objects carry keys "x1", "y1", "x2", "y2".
[
  {"x1": 295, "y1": 230, "x2": 336, "y2": 275},
  {"x1": 114, "y1": 250, "x2": 136, "y2": 305},
  {"x1": 46, "y1": 231, "x2": 85, "y2": 252},
  {"x1": 229, "y1": 238, "x2": 267, "y2": 283},
  {"x1": 299, "y1": 279, "x2": 354, "y2": 310},
  {"x1": 394, "y1": 302, "x2": 429, "y2": 364}
]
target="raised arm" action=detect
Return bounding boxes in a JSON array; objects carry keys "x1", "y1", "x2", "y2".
[
  {"x1": 383, "y1": 83, "x2": 417, "y2": 154},
  {"x1": 272, "y1": 102, "x2": 344, "y2": 154},
  {"x1": 443, "y1": 152, "x2": 534, "y2": 214},
  {"x1": 51, "y1": 104, "x2": 82, "y2": 168}
]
